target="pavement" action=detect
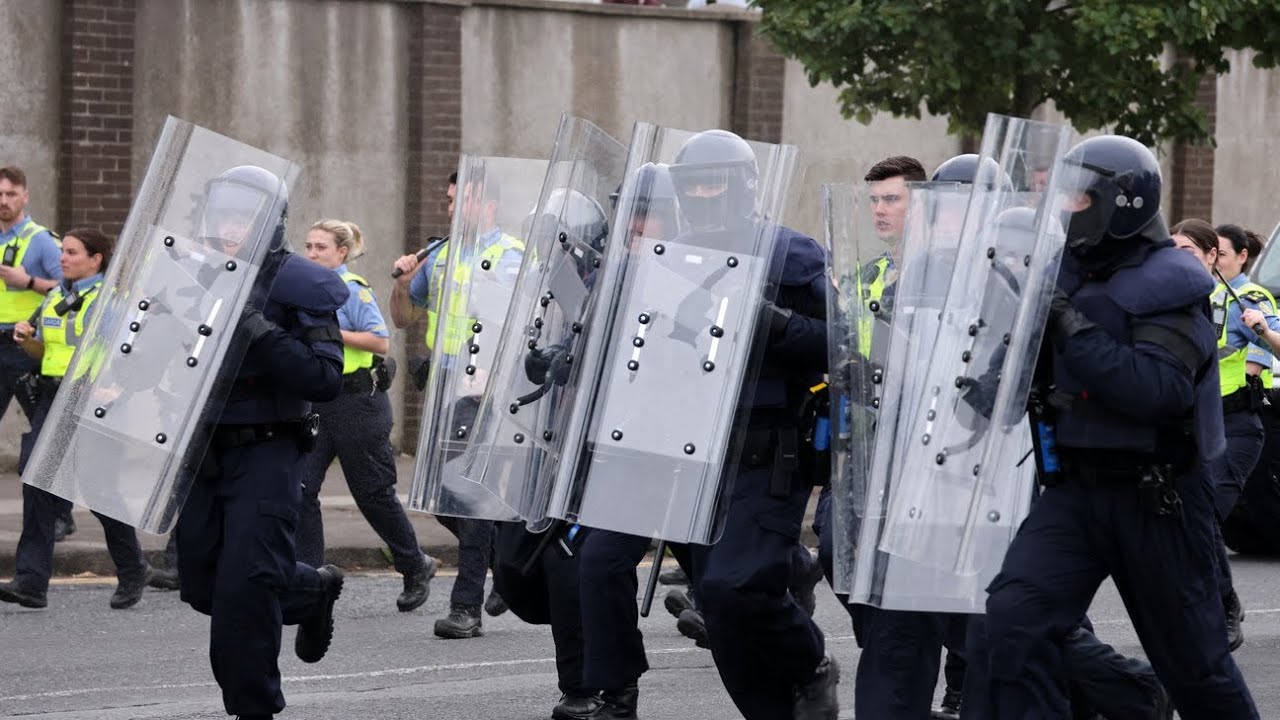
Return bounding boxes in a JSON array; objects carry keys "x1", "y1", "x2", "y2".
[{"x1": 0, "y1": 453, "x2": 822, "y2": 578}]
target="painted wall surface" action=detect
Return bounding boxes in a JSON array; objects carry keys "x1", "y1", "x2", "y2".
[{"x1": 1215, "y1": 49, "x2": 1280, "y2": 238}]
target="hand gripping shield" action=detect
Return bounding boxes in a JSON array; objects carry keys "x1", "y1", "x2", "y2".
[
  {"x1": 406, "y1": 154, "x2": 550, "y2": 522},
  {"x1": 547, "y1": 124, "x2": 801, "y2": 544},
  {"x1": 877, "y1": 115, "x2": 1075, "y2": 607},
  {"x1": 821, "y1": 182, "x2": 897, "y2": 595},
  {"x1": 453, "y1": 115, "x2": 627, "y2": 526},
  {"x1": 22, "y1": 117, "x2": 297, "y2": 533}
]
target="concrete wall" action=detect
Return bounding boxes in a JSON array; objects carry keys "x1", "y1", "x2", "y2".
[{"x1": 1215, "y1": 49, "x2": 1280, "y2": 237}]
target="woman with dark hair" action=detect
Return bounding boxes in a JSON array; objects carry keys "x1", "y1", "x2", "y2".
[
  {"x1": 0, "y1": 227, "x2": 152, "y2": 610},
  {"x1": 1172, "y1": 218, "x2": 1280, "y2": 651}
]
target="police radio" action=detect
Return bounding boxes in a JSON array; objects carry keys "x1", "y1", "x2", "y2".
[
  {"x1": 53, "y1": 286, "x2": 87, "y2": 316},
  {"x1": 2, "y1": 241, "x2": 17, "y2": 267}
]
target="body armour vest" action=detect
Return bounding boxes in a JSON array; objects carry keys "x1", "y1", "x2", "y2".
[{"x1": 1051, "y1": 241, "x2": 1224, "y2": 464}]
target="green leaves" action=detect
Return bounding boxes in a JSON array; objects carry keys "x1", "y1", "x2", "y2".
[{"x1": 756, "y1": 0, "x2": 1280, "y2": 145}]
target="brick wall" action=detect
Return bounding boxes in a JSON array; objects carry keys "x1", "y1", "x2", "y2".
[
  {"x1": 730, "y1": 23, "x2": 785, "y2": 144},
  {"x1": 401, "y1": 1, "x2": 464, "y2": 451},
  {"x1": 58, "y1": 0, "x2": 136, "y2": 236},
  {"x1": 1169, "y1": 70, "x2": 1217, "y2": 224}
]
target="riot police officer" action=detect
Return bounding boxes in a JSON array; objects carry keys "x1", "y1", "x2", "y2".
[
  {"x1": 173, "y1": 166, "x2": 350, "y2": 720},
  {"x1": 669, "y1": 129, "x2": 837, "y2": 720},
  {"x1": 0, "y1": 228, "x2": 151, "y2": 610},
  {"x1": 972, "y1": 136, "x2": 1258, "y2": 718}
]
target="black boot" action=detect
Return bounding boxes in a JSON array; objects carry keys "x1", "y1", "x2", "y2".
[
  {"x1": 53, "y1": 512, "x2": 76, "y2": 543},
  {"x1": 596, "y1": 683, "x2": 638, "y2": 719},
  {"x1": 663, "y1": 589, "x2": 693, "y2": 619},
  {"x1": 658, "y1": 566, "x2": 688, "y2": 585},
  {"x1": 1224, "y1": 589, "x2": 1245, "y2": 652},
  {"x1": 484, "y1": 586, "x2": 509, "y2": 617},
  {"x1": 675, "y1": 608, "x2": 709, "y2": 649},
  {"x1": 551, "y1": 691, "x2": 602, "y2": 720},
  {"x1": 931, "y1": 685, "x2": 961, "y2": 719},
  {"x1": 296, "y1": 565, "x2": 344, "y2": 663},
  {"x1": 0, "y1": 580, "x2": 47, "y2": 609},
  {"x1": 433, "y1": 603, "x2": 483, "y2": 639},
  {"x1": 397, "y1": 554, "x2": 438, "y2": 612},
  {"x1": 148, "y1": 567, "x2": 180, "y2": 591},
  {"x1": 794, "y1": 654, "x2": 839, "y2": 720},
  {"x1": 109, "y1": 568, "x2": 150, "y2": 609}
]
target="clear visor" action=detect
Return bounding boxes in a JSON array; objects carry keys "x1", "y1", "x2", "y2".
[
  {"x1": 198, "y1": 180, "x2": 272, "y2": 248},
  {"x1": 670, "y1": 165, "x2": 731, "y2": 199}
]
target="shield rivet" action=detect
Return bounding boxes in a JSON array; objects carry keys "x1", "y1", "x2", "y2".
[
  {"x1": 683, "y1": 443, "x2": 696, "y2": 455},
  {"x1": 120, "y1": 343, "x2": 132, "y2": 354},
  {"x1": 186, "y1": 357, "x2": 198, "y2": 367},
  {"x1": 480, "y1": 260, "x2": 492, "y2": 270},
  {"x1": 225, "y1": 261, "x2": 237, "y2": 271},
  {"x1": 514, "y1": 433, "x2": 525, "y2": 443},
  {"x1": 627, "y1": 360, "x2": 639, "y2": 371},
  {"x1": 702, "y1": 361, "x2": 715, "y2": 372},
  {"x1": 633, "y1": 337, "x2": 644, "y2": 348},
  {"x1": 987, "y1": 510, "x2": 1001, "y2": 522},
  {"x1": 163, "y1": 236, "x2": 175, "y2": 247},
  {"x1": 544, "y1": 430, "x2": 554, "y2": 441},
  {"x1": 611, "y1": 430, "x2": 623, "y2": 441},
  {"x1": 155, "y1": 433, "x2": 167, "y2": 444},
  {"x1": 727, "y1": 257, "x2": 739, "y2": 268},
  {"x1": 94, "y1": 407, "x2": 106, "y2": 418}
]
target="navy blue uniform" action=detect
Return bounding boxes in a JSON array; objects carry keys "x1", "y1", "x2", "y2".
[
  {"x1": 975, "y1": 242, "x2": 1258, "y2": 719},
  {"x1": 695, "y1": 225, "x2": 828, "y2": 720},
  {"x1": 175, "y1": 253, "x2": 348, "y2": 717}
]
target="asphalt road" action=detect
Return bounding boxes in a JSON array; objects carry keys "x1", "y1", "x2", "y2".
[{"x1": 2, "y1": 557, "x2": 1279, "y2": 719}]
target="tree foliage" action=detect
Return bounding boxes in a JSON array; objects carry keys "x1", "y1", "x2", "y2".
[{"x1": 755, "y1": 0, "x2": 1280, "y2": 145}]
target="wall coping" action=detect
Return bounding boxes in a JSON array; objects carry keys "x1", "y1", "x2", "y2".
[{"x1": 405, "y1": 0, "x2": 759, "y2": 23}]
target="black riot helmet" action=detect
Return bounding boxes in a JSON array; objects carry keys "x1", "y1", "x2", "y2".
[
  {"x1": 669, "y1": 129, "x2": 758, "y2": 231},
  {"x1": 196, "y1": 165, "x2": 290, "y2": 260},
  {"x1": 1057, "y1": 135, "x2": 1165, "y2": 256},
  {"x1": 540, "y1": 188, "x2": 608, "y2": 253},
  {"x1": 931, "y1": 153, "x2": 1012, "y2": 191}
]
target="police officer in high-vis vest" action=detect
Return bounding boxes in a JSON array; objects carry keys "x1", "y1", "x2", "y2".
[
  {"x1": 0, "y1": 228, "x2": 152, "y2": 611},
  {"x1": 0, "y1": 167, "x2": 69, "y2": 538},
  {"x1": 295, "y1": 218, "x2": 437, "y2": 613},
  {"x1": 1171, "y1": 217, "x2": 1280, "y2": 653},
  {"x1": 391, "y1": 173, "x2": 523, "y2": 638}
]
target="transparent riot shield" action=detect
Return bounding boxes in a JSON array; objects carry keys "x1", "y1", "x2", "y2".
[
  {"x1": 848, "y1": 182, "x2": 983, "y2": 610},
  {"x1": 458, "y1": 115, "x2": 627, "y2": 528},
  {"x1": 406, "y1": 153, "x2": 550, "y2": 522},
  {"x1": 879, "y1": 115, "x2": 1073, "y2": 586},
  {"x1": 22, "y1": 117, "x2": 298, "y2": 533},
  {"x1": 822, "y1": 182, "x2": 896, "y2": 595},
  {"x1": 546, "y1": 124, "x2": 801, "y2": 544}
]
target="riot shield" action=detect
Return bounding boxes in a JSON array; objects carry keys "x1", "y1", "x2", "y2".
[
  {"x1": 22, "y1": 117, "x2": 298, "y2": 533},
  {"x1": 878, "y1": 115, "x2": 1073, "y2": 588},
  {"x1": 822, "y1": 182, "x2": 897, "y2": 595},
  {"x1": 546, "y1": 124, "x2": 801, "y2": 544},
  {"x1": 406, "y1": 153, "x2": 550, "y2": 522},
  {"x1": 458, "y1": 115, "x2": 627, "y2": 528},
  {"x1": 846, "y1": 181, "x2": 984, "y2": 610}
]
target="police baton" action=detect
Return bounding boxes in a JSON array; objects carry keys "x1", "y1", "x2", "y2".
[
  {"x1": 639, "y1": 540, "x2": 666, "y2": 618},
  {"x1": 1214, "y1": 268, "x2": 1267, "y2": 335},
  {"x1": 391, "y1": 236, "x2": 448, "y2": 279}
]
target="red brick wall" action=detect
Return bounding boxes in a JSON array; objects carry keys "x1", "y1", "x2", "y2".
[
  {"x1": 401, "y1": 1, "x2": 464, "y2": 451},
  {"x1": 58, "y1": 0, "x2": 136, "y2": 236},
  {"x1": 730, "y1": 23, "x2": 785, "y2": 144},
  {"x1": 1169, "y1": 71, "x2": 1217, "y2": 224}
]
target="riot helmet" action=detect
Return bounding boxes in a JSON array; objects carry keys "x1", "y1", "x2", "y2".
[
  {"x1": 1056, "y1": 135, "x2": 1164, "y2": 256},
  {"x1": 617, "y1": 162, "x2": 682, "y2": 244},
  {"x1": 669, "y1": 129, "x2": 758, "y2": 231},
  {"x1": 537, "y1": 188, "x2": 609, "y2": 253},
  {"x1": 196, "y1": 165, "x2": 289, "y2": 260},
  {"x1": 931, "y1": 153, "x2": 1012, "y2": 191}
]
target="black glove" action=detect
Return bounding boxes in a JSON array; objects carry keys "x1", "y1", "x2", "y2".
[
  {"x1": 1047, "y1": 288, "x2": 1096, "y2": 350},
  {"x1": 525, "y1": 344, "x2": 570, "y2": 385},
  {"x1": 238, "y1": 306, "x2": 276, "y2": 345},
  {"x1": 411, "y1": 358, "x2": 431, "y2": 391},
  {"x1": 760, "y1": 301, "x2": 793, "y2": 342}
]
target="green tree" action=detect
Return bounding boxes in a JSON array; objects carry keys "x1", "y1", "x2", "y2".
[{"x1": 756, "y1": 0, "x2": 1280, "y2": 145}]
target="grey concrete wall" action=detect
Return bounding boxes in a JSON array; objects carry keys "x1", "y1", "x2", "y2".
[
  {"x1": 460, "y1": 4, "x2": 733, "y2": 158},
  {"x1": 132, "y1": 0, "x2": 413, "y2": 442},
  {"x1": 1215, "y1": 49, "x2": 1280, "y2": 238},
  {"x1": 0, "y1": 1, "x2": 61, "y2": 464},
  {"x1": 781, "y1": 59, "x2": 960, "y2": 240}
]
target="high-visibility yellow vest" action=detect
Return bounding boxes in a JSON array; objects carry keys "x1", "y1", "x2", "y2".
[
  {"x1": 339, "y1": 270, "x2": 375, "y2": 375},
  {"x1": 856, "y1": 256, "x2": 891, "y2": 358},
  {"x1": 425, "y1": 233, "x2": 524, "y2": 355},
  {"x1": 1212, "y1": 280, "x2": 1276, "y2": 396},
  {"x1": 0, "y1": 220, "x2": 55, "y2": 324},
  {"x1": 39, "y1": 281, "x2": 101, "y2": 379}
]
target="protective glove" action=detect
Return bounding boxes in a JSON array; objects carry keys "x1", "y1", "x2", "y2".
[
  {"x1": 525, "y1": 344, "x2": 570, "y2": 385},
  {"x1": 760, "y1": 301, "x2": 793, "y2": 342},
  {"x1": 1046, "y1": 288, "x2": 1097, "y2": 350},
  {"x1": 239, "y1": 305, "x2": 277, "y2": 345}
]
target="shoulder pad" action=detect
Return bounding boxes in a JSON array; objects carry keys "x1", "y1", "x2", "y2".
[
  {"x1": 269, "y1": 254, "x2": 350, "y2": 312},
  {"x1": 773, "y1": 226, "x2": 825, "y2": 286},
  {"x1": 1105, "y1": 245, "x2": 1213, "y2": 316}
]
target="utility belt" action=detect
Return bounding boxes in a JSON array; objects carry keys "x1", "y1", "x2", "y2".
[
  {"x1": 0, "y1": 328, "x2": 14, "y2": 344},
  {"x1": 1057, "y1": 448, "x2": 1185, "y2": 519},
  {"x1": 212, "y1": 413, "x2": 321, "y2": 453},
  {"x1": 341, "y1": 355, "x2": 394, "y2": 394},
  {"x1": 341, "y1": 370, "x2": 377, "y2": 395},
  {"x1": 1223, "y1": 375, "x2": 1266, "y2": 415}
]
